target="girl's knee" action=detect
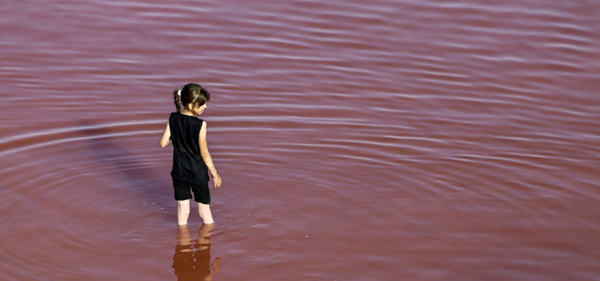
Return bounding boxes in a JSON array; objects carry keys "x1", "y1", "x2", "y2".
[{"x1": 178, "y1": 204, "x2": 191, "y2": 215}]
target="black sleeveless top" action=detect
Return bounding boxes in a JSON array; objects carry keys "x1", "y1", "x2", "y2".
[{"x1": 169, "y1": 111, "x2": 209, "y2": 184}]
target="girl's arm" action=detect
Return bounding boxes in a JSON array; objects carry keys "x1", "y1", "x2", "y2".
[
  {"x1": 199, "y1": 121, "x2": 219, "y2": 178},
  {"x1": 159, "y1": 119, "x2": 171, "y2": 148}
]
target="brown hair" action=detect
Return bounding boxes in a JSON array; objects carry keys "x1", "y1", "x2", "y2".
[{"x1": 173, "y1": 83, "x2": 211, "y2": 112}]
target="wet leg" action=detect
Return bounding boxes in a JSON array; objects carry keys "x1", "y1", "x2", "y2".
[
  {"x1": 176, "y1": 224, "x2": 193, "y2": 252},
  {"x1": 198, "y1": 203, "x2": 214, "y2": 224},
  {"x1": 177, "y1": 199, "x2": 191, "y2": 225}
]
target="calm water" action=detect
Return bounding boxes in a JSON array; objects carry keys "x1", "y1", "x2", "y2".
[{"x1": 1, "y1": 0, "x2": 599, "y2": 280}]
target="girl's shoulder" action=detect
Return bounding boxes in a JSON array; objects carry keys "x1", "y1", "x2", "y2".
[{"x1": 170, "y1": 111, "x2": 205, "y2": 125}]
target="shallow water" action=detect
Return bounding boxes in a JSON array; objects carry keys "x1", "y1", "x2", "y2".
[{"x1": 1, "y1": 0, "x2": 599, "y2": 280}]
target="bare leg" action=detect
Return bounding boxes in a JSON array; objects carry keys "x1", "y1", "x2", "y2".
[
  {"x1": 195, "y1": 223, "x2": 215, "y2": 250},
  {"x1": 176, "y1": 224, "x2": 193, "y2": 252},
  {"x1": 177, "y1": 199, "x2": 191, "y2": 225},
  {"x1": 198, "y1": 203, "x2": 214, "y2": 224}
]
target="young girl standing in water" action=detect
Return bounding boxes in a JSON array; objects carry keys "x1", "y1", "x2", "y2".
[{"x1": 159, "y1": 83, "x2": 223, "y2": 225}]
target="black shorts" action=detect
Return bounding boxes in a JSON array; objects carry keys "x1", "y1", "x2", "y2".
[{"x1": 172, "y1": 179, "x2": 211, "y2": 204}]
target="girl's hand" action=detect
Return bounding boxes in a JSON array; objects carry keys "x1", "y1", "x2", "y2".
[{"x1": 213, "y1": 175, "x2": 222, "y2": 188}]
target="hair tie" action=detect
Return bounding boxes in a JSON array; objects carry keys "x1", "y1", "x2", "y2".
[{"x1": 177, "y1": 89, "x2": 182, "y2": 96}]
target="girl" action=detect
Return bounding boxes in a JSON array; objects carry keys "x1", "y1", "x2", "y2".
[{"x1": 160, "y1": 83, "x2": 223, "y2": 225}]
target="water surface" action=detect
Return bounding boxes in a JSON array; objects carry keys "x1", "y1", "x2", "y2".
[{"x1": 1, "y1": 0, "x2": 599, "y2": 280}]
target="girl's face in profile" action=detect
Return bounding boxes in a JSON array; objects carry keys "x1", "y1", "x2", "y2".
[{"x1": 190, "y1": 102, "x2": 207, "y2": 116}]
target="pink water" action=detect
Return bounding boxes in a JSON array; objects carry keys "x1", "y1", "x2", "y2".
[{"x1": 1, "y1": 0, "x2": 599, "y2": 280}]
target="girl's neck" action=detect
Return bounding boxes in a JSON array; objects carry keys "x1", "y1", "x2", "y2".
[{"x1": 179, "y1": 110, "x2": 195, "y2": 116}]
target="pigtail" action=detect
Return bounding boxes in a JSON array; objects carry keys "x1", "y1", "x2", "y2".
[{"x1": 173, "y1": 89, "x2": 181, "y2": 112}]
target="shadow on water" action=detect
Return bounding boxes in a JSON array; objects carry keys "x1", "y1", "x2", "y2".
[
  {"x1": 77, "y1": 119, "x2": 172, "y2": 219},
  {"x1": 173, "y1": 224, "x2": 221, "y2": 280}
]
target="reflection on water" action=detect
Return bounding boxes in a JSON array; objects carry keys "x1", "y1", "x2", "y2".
[{"x1": 172, "y1": 224, "x2": 221, "y2": 280}]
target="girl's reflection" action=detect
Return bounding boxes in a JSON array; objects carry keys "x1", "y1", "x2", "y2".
[{"x1": 172, "y1": 224, "x2": 221, "y2": 280}]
